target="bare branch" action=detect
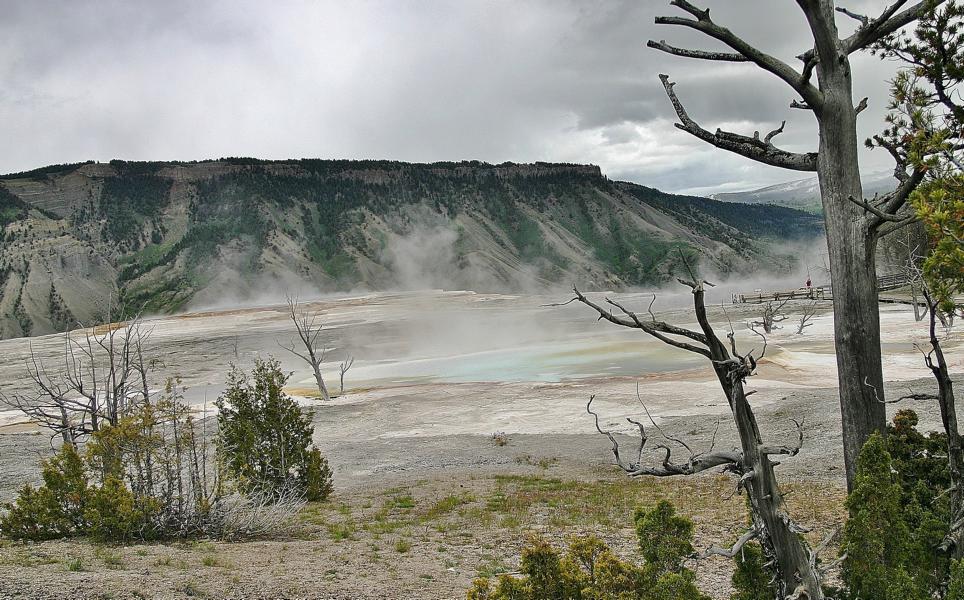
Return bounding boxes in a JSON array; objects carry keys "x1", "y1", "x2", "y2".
[
  {"x1": 653, "y1": 0, "x2": 823, "y2": 106},
  {"x1": 763, "y1": 121, "x2": 786, "y2": 145},
  {"x1": 761, "y1": 418, "x2": 805, "y2": 457},
  {"x1": 877, "y1": 214, "x2": 921, "y2": 238},
  {"x1": 835, "y1": 6, "x2": 870, "y2": 26},
  {"x1": 659, "y1": 75, "x2": 818, "y2": 171},
  {"x1": 699, "y1": 528, "x2": 759, "y2": 559},
  {"x1": 646, "y1": 39, "x2": 749, "y2": 62},
  {"x1": 587, "y1": 395, "x2": 741, "y2": 477},
  {"x1": 841, "y1": 1, "x2": 940, "y2": 55},
  {"x1": 570, "y1": 287, "x2": 712, "y2": 357},
  {"x1": 847, "y1": 194, "x2": 909, "y2": 223},
  {"x1": 635, "y1": 383, "x2": 694, "y2": 457}
]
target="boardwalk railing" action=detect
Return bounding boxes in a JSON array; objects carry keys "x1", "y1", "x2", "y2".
[
  {"x1": 731, "y1": 287, "x2": 827, "y2": 304},
  {"x1": 732, "y1": 274, "x2": 909, "y2": 304}
]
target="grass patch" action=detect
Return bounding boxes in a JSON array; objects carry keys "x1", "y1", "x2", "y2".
[
  {"x1": 477, "y1": 556, "x2": 510, "y2": 578},
  {"x1": 424, "y1": 493, "x2": 475, "y2": 521},
  {"x1": 155, "y1": 555, "x2": 174, "y2": 567},
  {"x1": 94, "y1": 547, "x2": 126, "y2": 569},
  {"x1": 65, "y1": 556, "x2": 85, "y2": 572},
  {"x1": 514, "y1": 454, "x2": 560, "y2": 470},
  {"x1": 390, "y1": 494, "x2": 416, "y2": 510},
  {"x1": 394, "y1": 538, "x2": 412, "y2": 553},
  {"x1": 327, "y1": 520, "x2": 358, "y2": 541}
]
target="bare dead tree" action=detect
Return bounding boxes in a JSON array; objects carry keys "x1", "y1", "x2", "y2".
[
  {"x1": 648, "y1": 0, "x2": 939, "y2": 489},
  {"x1": 281, "y1": 295, "x2": 330, "y2": 402},
  {"x1": 918, "y1": 285, "x2": 964, "y2": 557},
  {"x1": 0, "y1": 303, "x2": 154, "y2": 448},
  {"x1": 749, "y1": 298, "x2": 791, "y2": 334},
  {"x1": 897, "y1": 236, "x2": 930, "y2": 322},
  {"x1": 573, "y1": 281, "x2": 826, "y2": 599},
  {"x1": 338, "y1": 355, "x2": 354, "y2": 395},
  {"x1": 796, "y1": 301, "x2": 818, "y2": 334}
]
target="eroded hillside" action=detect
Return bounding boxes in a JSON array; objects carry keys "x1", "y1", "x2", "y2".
[{"x1": 0, "y1": 159, "x2": 822, "y2": 339}]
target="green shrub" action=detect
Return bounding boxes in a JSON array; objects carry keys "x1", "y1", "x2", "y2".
[
  {"x1": 466, "y1": 500, "x2": 707, "y2": 599},
  {"x1": 1, "y1": 382, "x2": 221, "y2": 542},
  {"x1": 304, "y1": 448, "x2": 335, "y2": 502},
  {"x1": 85, "y1": 477, "x2": 152, "y2": 542},
  {"x1": 635, "y1": 499, "x2": 694, "y2": 574},
  {"x1": 948, "y1": 560, "x2": 964, "y2": 599},
  {"x1": 841, "y1": 413, "x2": 952, "y2": 599},
  {"x1": 842, "y1": 433, "x2": 917, "y2": 598},
  {"x1": 730, "y1": 542, "x2": 772, "y2": 600},
  {"x1": 216, "y1": 358, "x2": 333, "y2": 502},
  {"x1": 0, "y1": 445, "x2": 88, "y2": 539}
]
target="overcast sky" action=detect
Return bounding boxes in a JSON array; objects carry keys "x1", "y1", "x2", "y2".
[{"x1": 0, "y1": 1, "x2": 910, "y2": 194}]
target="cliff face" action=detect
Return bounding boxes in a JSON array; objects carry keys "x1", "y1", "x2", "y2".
[{"x1": 0, "y1": 159, "x2": 822, "y2": 339}]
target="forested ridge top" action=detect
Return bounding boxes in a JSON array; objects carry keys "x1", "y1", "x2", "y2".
[{"x1": 0, "y1": 158, "x2": 604, "y2": 182}]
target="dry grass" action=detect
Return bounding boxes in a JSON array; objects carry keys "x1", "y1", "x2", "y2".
[{"x1": 0, "y1": 473, "x2": 848, "y2": 599}]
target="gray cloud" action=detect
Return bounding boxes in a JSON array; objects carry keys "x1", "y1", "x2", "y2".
[{"x1": 0, "y1": 0, "x2": 908, "y2": 194}]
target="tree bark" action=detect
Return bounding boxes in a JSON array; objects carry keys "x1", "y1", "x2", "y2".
[
  {"x1": 310, "y1": 356, "x2": 331, "y2": 402},
  {"x1": 805, "y1": 0, "x2": 888, "y2": 489}
]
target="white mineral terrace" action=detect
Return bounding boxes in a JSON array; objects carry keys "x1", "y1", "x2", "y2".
[{"x1": 0, "y1": 290, "x2": 960, "y2": 439}]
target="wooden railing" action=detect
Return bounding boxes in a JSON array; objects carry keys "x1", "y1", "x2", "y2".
[{"x1": 732, "y1": 274, "x2": 910, "y2": 304}]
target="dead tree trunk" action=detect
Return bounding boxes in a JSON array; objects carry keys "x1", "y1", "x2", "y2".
[
  {"x1": 282, "y1": 296, "x2": 331, "y2": 402},
  {"x1": 574, "y1": 283, "x2": 825, "y2": 599},
  {"x1": 648, "y1": 0, "x2": 937, "y2": 488},
  {"x1": 921, "y1": 288, "x2": 964, "y2": 558},
  {"x1": 750, "y1": 298, "x2": 790, "y2": 334},
  {"x1": 796, "y1": 302, "x2": 818, "y2": 334},
  {"x1": 339, "y1": 356, "x2": 354, "y2": 395}
]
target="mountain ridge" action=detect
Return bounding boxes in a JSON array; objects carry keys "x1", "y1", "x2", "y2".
[
  {"x1": 710, "y1": 170, "x2": 901, "y2": 213},
  {"x1": 0, "y1": 158, "x2": 822, "y2": 339}
]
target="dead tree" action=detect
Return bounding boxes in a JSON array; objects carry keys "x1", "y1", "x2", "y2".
[
  {"x1": 796, "y1": 302, "x2": 818, "y2": 334},
  {"x1": 749, "y1": 298, "x2": 790, "y2": 334},
  {"x1": 281, "y1": 296, "x2": 330, "y2": 402},
  {"x1": 899, "y1": 237, "x2": 929, "y2": 322},
  {"x1": 0, "y1": 308, "x2": 154, "y2": 448},
  {"x1": 573, "y1": 282, "x2": 825, "y2": 599},
  {"x1": 920, "y1": 289, "x2": 963, "y2": 557},
  {"x1": 649, "y1": 0, "x2": 938, "y2": 489},
  {"x1": 338, "y1": 355, "x2": 354, "y2": 395}
]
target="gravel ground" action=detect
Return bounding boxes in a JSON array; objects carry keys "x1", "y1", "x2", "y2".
[{"x1": 1, "y1": 375, "x2": 959, "y2": 599}]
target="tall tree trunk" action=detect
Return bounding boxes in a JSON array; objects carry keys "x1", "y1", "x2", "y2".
[
  {"x1": 810, "y1": 2, "x2": 887, "y2": 489},
  {"x1": 650, "y1": 0, "x2": 935, "y2": 491}
]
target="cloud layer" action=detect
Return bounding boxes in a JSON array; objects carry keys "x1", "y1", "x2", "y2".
[{"x1": 0, "y1": 0, "x2": 906, "y2": 194}]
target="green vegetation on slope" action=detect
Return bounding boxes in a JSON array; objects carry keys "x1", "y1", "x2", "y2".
[{"x1": 0, "y1": 159, "x2": 823, "y2": 337}]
